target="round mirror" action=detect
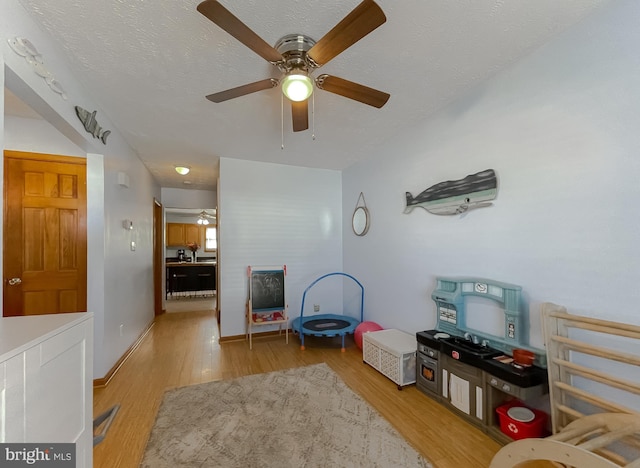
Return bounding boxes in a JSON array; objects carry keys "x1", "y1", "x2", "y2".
[{"x1": 352, "y1": 206, "x2": 370, "y2": 236}]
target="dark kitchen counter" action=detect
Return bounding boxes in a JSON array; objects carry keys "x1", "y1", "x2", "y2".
[
  {"x1": 166, "y1": 263, "x2": 216, "y2": 298},
  {"x1": 166, "y1": 261, "x2": 216, "y2": 266}
]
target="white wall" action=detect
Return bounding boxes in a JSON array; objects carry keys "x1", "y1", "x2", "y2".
[
  {"x1": 101, "y1": 141, "x2": 159, "y2": 377},
  {"x1": 161, "y1": 187, "x2": 216, "y2": 209},
  {"x1": 4, "y1": 116, "x2": 85, "y2": 156},
  {"x1": 1, "y1": 0, "x2": 160, "y2": 378},
  {"x1": 343, "y1": 0, "x2": 640, "y2": 349},
  {"x1": 218, "y1": 158, "x2": 343, "y2": 338}
]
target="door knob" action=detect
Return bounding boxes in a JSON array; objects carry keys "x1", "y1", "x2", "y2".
[{"x1": 8, "y1": 278, "x2": 22, "y2": 285}]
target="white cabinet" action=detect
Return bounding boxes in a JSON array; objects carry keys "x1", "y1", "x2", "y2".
[{"x1": 0, "y1": 313, "x2": 93, "y2": 468}]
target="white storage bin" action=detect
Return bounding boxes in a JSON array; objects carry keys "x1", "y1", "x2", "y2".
[{"x1": 363, "y1": 329, "x2": 416, "y2": 389}]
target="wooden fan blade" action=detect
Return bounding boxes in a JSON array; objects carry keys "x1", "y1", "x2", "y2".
[
  {"x1": 291, "y1": 100, "x2": 309, "y2": 132},
  {"x1": 307, "y1": 0, "x2": 386, "y2": 67},
  {"x1": 316, "y1": 75, "x2": 389, "y2": 108},
  {"x1": 197, "y1": 0, "x2": 283, "y2": 64},
  {"x1": 206, "y1": 78, "x2": 278, "y2": 102}
]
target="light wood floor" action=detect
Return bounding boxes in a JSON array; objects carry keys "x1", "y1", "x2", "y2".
[
  {"x1": 164, "y1": 295, "x2": 216, "y2": 313},
  {"x1": 93, "y1": 309, "x2": 544, "y2": 468}
]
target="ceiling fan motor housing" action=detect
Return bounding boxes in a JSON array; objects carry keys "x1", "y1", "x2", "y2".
[{"x1": 274, "y1": 34, "x2": 317, "y2": 73}]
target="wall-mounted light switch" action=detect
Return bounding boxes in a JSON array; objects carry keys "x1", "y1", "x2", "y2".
[{"x1": 131, "y1": 241, "x2": 136, "y2": 251}]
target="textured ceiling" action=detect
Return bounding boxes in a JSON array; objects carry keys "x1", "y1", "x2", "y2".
[{"x1": 11, "y1": 0, "x2": 611, "y2": 190}]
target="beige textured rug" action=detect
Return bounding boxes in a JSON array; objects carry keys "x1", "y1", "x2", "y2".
[{"x1": 141, "y1": 363, "x2": 432, "y2": 467}]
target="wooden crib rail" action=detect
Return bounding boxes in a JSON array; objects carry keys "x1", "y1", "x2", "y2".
[
  {"x1": 491, "y1": 303, "x2": 640, "y2": 467},
  {"x1": 542, "y1": 302, "x2": 640, "y2": 434}
]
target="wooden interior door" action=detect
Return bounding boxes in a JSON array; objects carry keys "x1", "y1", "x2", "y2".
[{"x1": 3, "y1": 151, "x2": 87, "y2": 316}]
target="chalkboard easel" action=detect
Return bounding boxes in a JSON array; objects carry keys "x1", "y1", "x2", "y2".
[{"x1": 246, "y1": 265, "x2": 289, "y2": 349}]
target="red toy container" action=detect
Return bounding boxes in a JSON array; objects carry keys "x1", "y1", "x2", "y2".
[{"x1": 496, "y1": 401, "x2": 547, "y2": 440}]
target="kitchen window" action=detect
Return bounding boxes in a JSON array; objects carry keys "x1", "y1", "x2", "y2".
[{"x1": 205, "y1": 226, "x2": 217, "y2": 251}]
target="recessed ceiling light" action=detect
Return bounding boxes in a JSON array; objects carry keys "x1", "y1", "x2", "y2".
[{"x1": 175, "y1": 166, "x2": 190, "y2": 175}]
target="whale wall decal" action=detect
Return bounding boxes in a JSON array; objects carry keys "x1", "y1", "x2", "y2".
[
  {"x1": 404, "y1": 169, "x2": 497, "y2": 216},
  {"x1": 74, "y1": 106, "x2": 111, "y2": 144}
]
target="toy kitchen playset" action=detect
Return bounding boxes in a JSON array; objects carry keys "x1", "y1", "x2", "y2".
[{"x1": 416, "y1": 277, "x2": 549, "y2": 443}]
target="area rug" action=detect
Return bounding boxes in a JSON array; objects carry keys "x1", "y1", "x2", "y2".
[{"x1": 141, "y1": 363, "x2": 432, "y2": 467}]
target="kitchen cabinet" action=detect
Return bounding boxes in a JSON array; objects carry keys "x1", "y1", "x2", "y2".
[
  {"x1": 167, "y1": 223, "x2": 202, "y2": 247},
  {"x1": 167, "y1": 223, "x2": 184, "y2": 246},
  {"x1": 184, "y1": 224, "x2": 200, "y2": 244}
]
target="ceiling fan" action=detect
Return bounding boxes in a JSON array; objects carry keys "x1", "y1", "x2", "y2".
[
  {"x1": 196, "y1": 210, "x2": 216, "y2": 225},
  {"x1": 168, "y1": 208, "x2": 216, "y2": 223},
  {"x1": 197, "y1": 0, "x2": 390, "y2": 132}
]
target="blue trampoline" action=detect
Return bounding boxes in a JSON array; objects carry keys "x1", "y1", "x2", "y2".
[{"x1": 291, "y1": 272, "x2": 364, "y2": 352}]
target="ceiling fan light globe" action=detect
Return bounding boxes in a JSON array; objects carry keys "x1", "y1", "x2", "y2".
[
  {"x1": 197, "y1": 209, "x2": 211, "y2": 225},
  {"x1": 282, "y1": 74, "x2": 313, "y2": 102}
]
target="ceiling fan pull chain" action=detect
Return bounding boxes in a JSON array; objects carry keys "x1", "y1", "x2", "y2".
[
  {"x1": 312, "y1": 92, "x2": 316, "y2": 140},
  {"x1": 281, "y1": 92, "x2": 285, "y2": 149}
]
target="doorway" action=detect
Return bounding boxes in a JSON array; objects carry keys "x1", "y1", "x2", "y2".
[
  {"x1": 153, "y1": 198, "x2": 163, "y2": 316},
  {"x1": 164, "y1": 207, "x2": 217, "y2": 315},
  {"x1": 3, "y1": 150, "x2": 88, "y2": 316}
]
